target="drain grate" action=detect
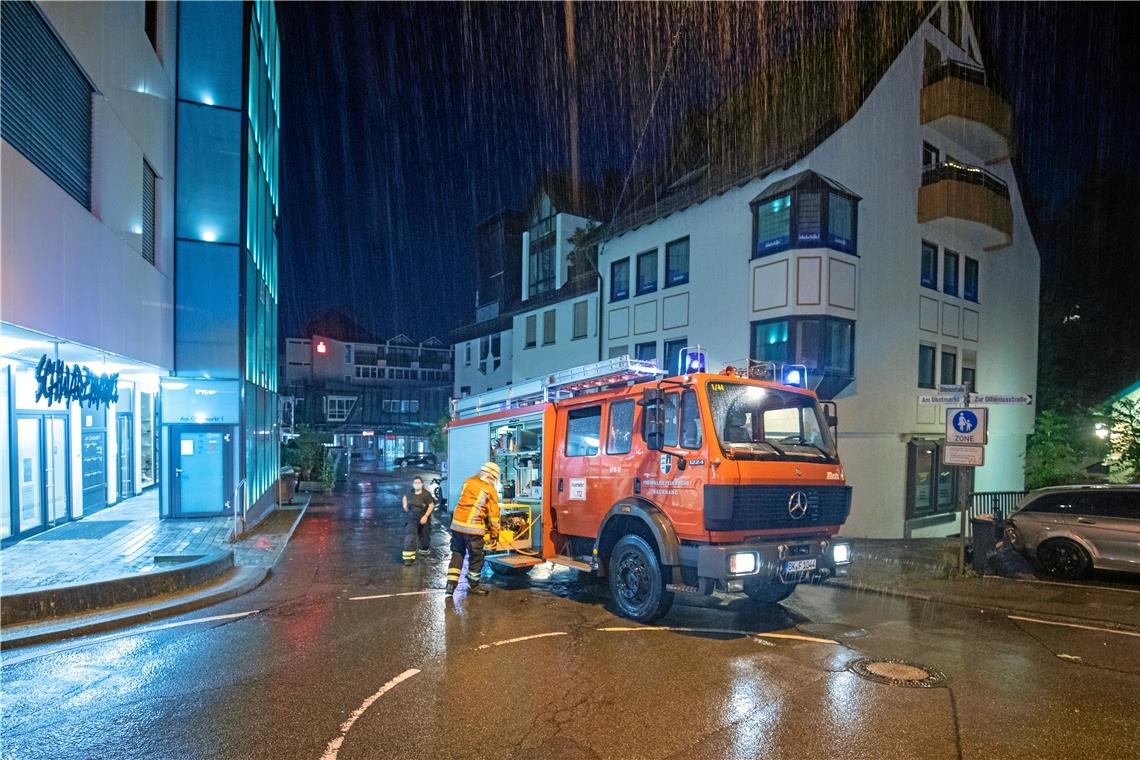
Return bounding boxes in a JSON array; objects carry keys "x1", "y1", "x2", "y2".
[{"x1": 847, "y1": 657, "x2": 946, "y2": 688}]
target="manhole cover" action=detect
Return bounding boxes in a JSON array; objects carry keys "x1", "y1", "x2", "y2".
[{"x1": 847, "y1": 658, "x2": 946, "y2": 688}]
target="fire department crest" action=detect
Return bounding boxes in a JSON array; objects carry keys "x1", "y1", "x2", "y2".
[{"x1": 659, "y1": 454, "x2": 673, "y2": 475}]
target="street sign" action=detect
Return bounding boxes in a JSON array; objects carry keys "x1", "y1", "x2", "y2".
[
  {"x1": 946, "y1": 407, "x2": 988, "y2": 444},
  {"x1": 943, "y1": 444, "x2": 985, "y2": 467},
  {"x1": 918, "y1": 393, "x2": 964, "y2": 405},
  {"x1": 939, "y1": 384, "x2": 968, "y2": 394},
  {"x1": 968, "y1": 393, "x2": 1033, "y2": 406}
]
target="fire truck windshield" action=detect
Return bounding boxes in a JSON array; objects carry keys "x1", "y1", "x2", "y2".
[{"x1": 706, "y1": 381, "x2": 838, "y2": 461}]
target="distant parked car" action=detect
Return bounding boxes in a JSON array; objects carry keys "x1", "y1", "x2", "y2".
[
  {"x1": 1007, "y1": 485, "x2": 1140, "y2": 579},
  {"x1": 395, "y1": 452, "x2": 438, "y2": 469}
]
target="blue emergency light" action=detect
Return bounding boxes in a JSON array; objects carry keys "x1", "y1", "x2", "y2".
[
  {"x1": 682, "y1": 348, "x2": 706, "y2": 374},
  {"x1": 782, "y1": 364, "x2": 808, "y2": 387}
]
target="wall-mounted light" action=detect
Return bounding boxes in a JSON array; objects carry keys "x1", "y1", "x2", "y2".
[{"x1": 316, "y1": 340, "x2": 327, "y2": 354}]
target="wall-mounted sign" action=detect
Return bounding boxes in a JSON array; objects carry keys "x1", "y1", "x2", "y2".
[
  {"x1": 161, "y1": 379, "x2": 240, "y2": 425},
  {"x1": 34, "y1": 354, "x2": 119, "y2": 408}
]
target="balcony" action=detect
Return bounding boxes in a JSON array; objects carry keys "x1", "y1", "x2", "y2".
[
  {"x1": 921, "y1": 60, "x2": 1012, "y2": 163},
  {"x1": 918, "y1": 161, "x2": 1013, "y2": 249}
]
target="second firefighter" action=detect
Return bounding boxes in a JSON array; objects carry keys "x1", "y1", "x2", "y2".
[{"x1": 446, "y1": 461, "x2": 501, "y2": 595}]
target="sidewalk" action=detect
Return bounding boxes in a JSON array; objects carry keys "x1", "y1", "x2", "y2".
[
  {"x1": 1, "y1": 489, "x2": 310, "y2": 647},
  {"x1": 832, "y1": 538, "x2": 1140, "y2": 630}
]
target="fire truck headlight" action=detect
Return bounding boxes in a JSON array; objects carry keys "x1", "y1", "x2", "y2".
[
  {"x1": 831, "y1": 543, "x2": 852, "y2": 565},
  {"x1": 728, "y1": 552, "x2": 758, "y2": 575}
]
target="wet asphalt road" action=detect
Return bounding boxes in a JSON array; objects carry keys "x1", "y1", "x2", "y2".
[{"x1": 3, "y1": 467, "x2": 1139, "y2": 760}]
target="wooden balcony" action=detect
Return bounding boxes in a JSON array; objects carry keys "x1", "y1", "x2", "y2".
[
  {"x1": 921, "y1": 60, "x2": 1012, "y2": 163},
  {"x1": 918, "y1": 161, "x2": 1012, "y2": 249}
]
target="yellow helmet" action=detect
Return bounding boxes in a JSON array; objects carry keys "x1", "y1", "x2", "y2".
[{"x1": 480, "y1": 461, "x2": 501, "y2": 480}]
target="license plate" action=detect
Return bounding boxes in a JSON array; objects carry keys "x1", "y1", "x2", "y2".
[{"x1": 784, "y1": 558, "x2": 817, "y2": 574}]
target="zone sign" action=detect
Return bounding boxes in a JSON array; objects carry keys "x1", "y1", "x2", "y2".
[{"x1": 946, "y1": 407, "x2": 987, "y2": 445}]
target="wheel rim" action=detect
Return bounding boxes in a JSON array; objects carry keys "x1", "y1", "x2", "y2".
[
  {"x1": 1044, "y1": 543, "x2": 1081, "y2": 575},
  {"x1": 616, "y1": 550, "x2": 651, "y2": 609}
]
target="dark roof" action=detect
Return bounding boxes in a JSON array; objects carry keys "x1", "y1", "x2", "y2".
[
  {"x1": 531, "y1": 171, "x2": 612, "y2": 221},
  {"x1": 450, "y1": 312, "x2": 514, "y2": 344},
  {"x1": 304, "y1": 310, "x2": 376, "y2": 343},
  {"x1": 751, "y1": 169, "x2": 862, "y2": 204},
  {"x1": 590, "y1": 3, "x2": 925, "y2": 243}
]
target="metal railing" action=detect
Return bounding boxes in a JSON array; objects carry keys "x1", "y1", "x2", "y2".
[
  {"x1": 967, "y1": 490, "x2": 1028, "y2": 526},
  {"x1": 922, "y1": 159, "x2": 1010, "y2": 199},
  {"x1": 924, "y1": 58, "x2": 988, "y2": 88}
]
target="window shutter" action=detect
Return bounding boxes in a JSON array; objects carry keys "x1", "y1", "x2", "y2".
[
  {"x1": 0, "y1": 1, "x2": 93, "y2": 208},
  {"x1": 142, "y1": 161, "x2": 157, "y2": 264}
]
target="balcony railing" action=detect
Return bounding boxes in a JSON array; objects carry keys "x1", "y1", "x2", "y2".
[{"x1": 922, "y1": 160, "x2": 1009, "y2": 199}]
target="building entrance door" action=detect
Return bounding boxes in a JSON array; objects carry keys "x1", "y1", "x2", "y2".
[
  {"x1": 117, "y1": 413, "x2": 134, "y2": 500},
  {"x1": 15, "y1": 417, "x2": 44, "y2": 534},
  {"x1": 44, "y1": 415, "x2": 70, "y2": 525},
  {"x1": 172, "y1": 426, "x2": 233, "y2": 516}
]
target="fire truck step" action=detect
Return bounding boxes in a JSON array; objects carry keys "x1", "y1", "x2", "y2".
[
  {"x1": 666, "y1": 583, "x2": 700, "y2": 594},
  {"x1": 487, "y1": 554, "x2": 543, "y2": 569},
  {"x1": 548, "y1": 555, "x2": 592, "y2": 572}
]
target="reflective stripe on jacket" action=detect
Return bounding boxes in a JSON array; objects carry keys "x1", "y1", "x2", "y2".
[{"x1": 449, "y1": 476, "x2": 501, "y2": 536}]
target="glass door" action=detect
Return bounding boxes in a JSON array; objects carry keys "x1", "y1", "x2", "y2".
[
  {"x1": 140, "y1": 394, "x2": 155, "y2": 487},
  {"x1": 118, "y1": 413, "x2": 134, "y2": 499},
  {"x1": 16, "y1": 417, "x2": 44, "y2": 533},
  {"x1": 44, "y1": 415, "x2": 70, "y2": 525}
]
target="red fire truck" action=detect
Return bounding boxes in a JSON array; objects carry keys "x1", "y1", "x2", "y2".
[{"x1": 447, "y1": 355, "x2": 852, "y2": 622}]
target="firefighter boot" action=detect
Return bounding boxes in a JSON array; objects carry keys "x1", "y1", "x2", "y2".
[
  {"x1": 445, "y1": 581, "x2": 456, "y2": 594},
  {"x1": 467, "y1": 582, "x2": 489, "y2": 595}
]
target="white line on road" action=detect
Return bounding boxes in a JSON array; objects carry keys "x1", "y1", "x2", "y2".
[
  {"x1": 1007, "y1": 615, "x2": 1140, "y2": 638},
  {"x1": 1, "y1": 611, "x2": 259, "y2": 668},
  {"x1": 475, "y1": 632, "x2": 568, "y2": 650},
  {"x1": 1007, "y1": 577, "x2": 1140, "y2": 595},
  {"x1": 348, "y1": 590, "x2": 438, "y2": 601},
  {"x1": 596, "y1": 626, "x2": 838, "y2": 645},
  {"x1": 320, "y1": 668, "x2": 420, "y2": 760}
]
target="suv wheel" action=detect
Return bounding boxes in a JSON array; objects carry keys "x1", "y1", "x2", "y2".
[
  {"x1": 608, "y1": 534, "x2": 674, "y2": 623},
  {"x1": 1036, "y1": 538, "x2": 1091, "y2": 580}
]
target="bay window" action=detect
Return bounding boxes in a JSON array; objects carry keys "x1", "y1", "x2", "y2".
[
  {"x1": 750, "y1": 316, "x2": 855, "y2": 398},
  {"x1": 751, "y1": 171, "x2": 860, "y2": 258}
]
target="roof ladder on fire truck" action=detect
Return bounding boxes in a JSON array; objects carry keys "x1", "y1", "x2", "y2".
[{"x1": 451, "y1": 355, "x2": 665, "y2": 420}]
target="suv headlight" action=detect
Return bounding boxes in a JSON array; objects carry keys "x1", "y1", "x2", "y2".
[
  {"x1": 728, "y1": 552, "x2": 758, "y2": 575},
  {"x1": 831, "y1": 543, "x2": 852, "y2": 565}
]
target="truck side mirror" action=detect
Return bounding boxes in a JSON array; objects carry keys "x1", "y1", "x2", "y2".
[
  {"x1": 640, "y1": 389, "x2": 665, "y2": 451},
  {"x1": 821, "y1": 401, "x2": 839, "y2": 432}
]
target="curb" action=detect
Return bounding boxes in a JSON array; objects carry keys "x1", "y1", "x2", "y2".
[
  {"x1": 1, "y1": 566, "x2": 270, "y2": 650},
  {"x1": 827, "y1": 578, "x2": 1140, "y2": 634}
]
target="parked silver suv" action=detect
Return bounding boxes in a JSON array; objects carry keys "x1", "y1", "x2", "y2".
[{"x1": 1007, "y1": 485, "x2": 1140, "y2": 579}]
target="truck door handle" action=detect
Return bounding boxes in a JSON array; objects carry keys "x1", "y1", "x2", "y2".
[
  {"x1": 558, "y1": 478, "x2": 564, "y2": 493},
  {"x1": 1076, "y1": 517, "x2": 1096, "y2": 525}
]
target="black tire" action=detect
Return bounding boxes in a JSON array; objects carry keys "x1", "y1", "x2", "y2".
[
  {"x1": 1036, "y1": 539, "x2": 1090, "y2": 580},
  {"x1": 743, "y1": 578, "x2": 797, "y2": 604},
  {"x1": 608, "y1": 534, "x2": 674, "y2": 623}
]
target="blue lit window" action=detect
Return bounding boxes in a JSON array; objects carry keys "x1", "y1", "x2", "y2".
[
  {"x1": 611, "y1": 258, "x2": 630, "y2": 302},
  {"x1": 751, "y1": 172, "x2": 860, "y2": 259},
  {"x1": 921, "y1": 241, "x2": 938, "y2": 289},
  {"x1": 964, "y1": 257, "x2": 979, "y2": 302},
  {"x1": 756, "y1": 195, "x2": 792, "y2": 253},
  {"x1": 665, "y1": 237, "x2": 690, "y2": 287},
  {"x1": 943, "y1": 250, "x2": 959, "y2": 297},
  {"x1": 636, "y1": 249, "x2": 657, "y2": 295}
]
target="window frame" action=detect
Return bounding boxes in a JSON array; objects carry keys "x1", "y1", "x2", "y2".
[
  {"x1": 565, "y1": 405, "x2": 602, "y2": 457},
  {"x1": 751, "y1": 180, "x2": 860, "y2": 259},
  {"x1": 943, "y1": 249, "x2": 960, "y2": 297},
  {"x1": 662, "y1": 338, "x2": 688, "y2": 377},
  {"x1": 918, "y1": 344, "x2": 936, "y2": 389},
  {"x1": 964, "y1": 256, "x2": 979, "y2": 302},
  {"x1": 636, "y1": 249, "x2": 658, "y2": 296},
  {"x1": 679, "y1": 389, "x2": 703, "y2": 450},
  {"x1": 664, "y1": 236, "x2": 690, "y2": 287},
  {"x1": 542, "y1": 309, "x2": 556, "y2": 346},
  {"x1": 610, "y1": 258, "x2": 630, "y2": 302},
  {"x1": 641, "y1": 391, "x2": 680, "y2": 448},
  {"x1": 572, "y1": 300, "x2": 589, "y2": 340},
  {"x1": 606, "y1": 399, "x2": 635, "y2": 455},
  {"x1": 750, "y1": 317, "x2": 856, "y2": 378},
  {"x1": 906, "y1": 439, "x2": 973, "y2": 520},
  {"x1": 921, "y1": 240, "x2": 939, "y2": 290},
  {"x1": 524, "y1": 315, "x2": 537, "y2": 349},
  {"x1": 922, "y1": 141, "x2": 941, "y2": 169},
  {"x1": 940, "y1": 349, "x2": 958, "y2": 386},
  {"x1": 634, "y1": 341, "x2": 657, "y2": 364}
]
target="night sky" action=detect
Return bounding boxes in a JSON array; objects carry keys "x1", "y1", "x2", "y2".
[{"x1": 275, "y1": 2, "x2": 1140, "y2": 344}]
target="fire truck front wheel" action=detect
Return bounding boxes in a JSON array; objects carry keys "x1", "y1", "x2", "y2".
[{"x1": 608, "y1": 534, "x2": 674, "y2": 623}]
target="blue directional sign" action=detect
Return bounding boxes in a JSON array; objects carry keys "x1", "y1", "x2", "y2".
[{"x1": 946, "y1": 407, "x2": 987, "y2": 445}]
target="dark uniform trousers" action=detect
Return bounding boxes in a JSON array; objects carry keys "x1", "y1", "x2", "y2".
[
  {"x1": 402, "y1": 510, "x2": 432, "y2": 562},
  {"x1": 447, "y1": 532, "x2": 485, "y2": 586}
]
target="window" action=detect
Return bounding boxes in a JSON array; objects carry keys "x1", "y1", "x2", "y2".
[
  {"x1": 566, "y1": 406, "x2": 602, "y2": 456},
  {"x1": 750, "y1": 317, "x2": 855, "y2": 397},
  {"x1": 947, "y1": 0, "x2": 962, "y2": 47},
  {"x1": 608, "y1": 345, "x2": 628, "y2": 359},
  {"x1": 940, "y1": 349, "x2": 957, "y2": 386},
  {"x1": 679, "y1": 390, "x2": 702, "y2": 449},
  {"x1": 142, "y1": 161, "x2": 157, "y2": 264},
  {"x1": 964, "y1": 257, "x2": 979, "y2": 302},
  {"x1": 460, "y1": 385, "x2": 471, "y2": 396},
  {"x1": 665, "y1": 237, "x2": 690, "y2": 286},
  {"x1": 145, "y1": 1, "x2": 159, "y2": 53},
  {"x1": 326, "y1": 396, "x2": 355, "y2": 422},
  {"x1": 607, "y1": 399, "x2": 635, "y2": 455},
  {"x1": 797, "y1": 192, "x2": 822, "y2": 244},
  {"x1": 828, "y1": 192, "x2": 856, "y2": 251},
  {"x1": 0, "y1": 1, "x2": 94, "y2": 208},
  {"x1": 524, "y1": 315, "x2": 537, "y2": 348},
  {"x1": 610, "y1": 259, "x2": 630, "y2": 302},
  {"x1": 918, "y1": 344, "x2": 936, "y2": 388},
  {"x1": 943, "y1": 249, "x2": 959, "y2": 296},
  {"x1": 636, "y1": 249, "x2": 657, "y2": 295},
  {"x1": 528, "y1": 237, "x2": 556, "y2": 296},
  {"x1": 663, "y1": 338, "x2": 688, "y2": 377},
  {"x1": 755, "y1": 194, "x2": 792, "y2": 254},
  {"x1": 921, "y1": 241, "x2": 938, "y2": 289},
  {"x1": 465, "y1": 343, "x2": 472, "y2": 365},
  {"x1": 642, "y1": 392, "x2": 680, "y2": 447},
  {"x1": 542, "y1": 310, "x2": 556, "y2": 345},
  {"x1": 345, "y1": 345, "x2": 353, "y2": 364},
  {"x1": 922, "y1": 141, "x2": 940, "y2": 169},
  {"x1": 924, "y1": 41, "x2": 942, "y2": 73},
  {"x1": 635, "y1": 342, "x2": 657, "y2": 363},
  {"x1": 962, "y1": 366, "x2": 976, "y2": 392},
  {"x1": 907, "y1": 439, "x2": 973, "y2": 519},
  {"x1": 572, "y1": 300, "x2": 588, "y2": 339}
]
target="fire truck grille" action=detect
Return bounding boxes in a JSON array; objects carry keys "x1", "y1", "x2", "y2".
[{"x1": 703, "y1": 485, "x2": 852, "y2": 532}]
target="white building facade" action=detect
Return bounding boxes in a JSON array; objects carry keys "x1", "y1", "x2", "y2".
[{"x1": 591, "y1": 2, "x2": 1039, "y2": 538}]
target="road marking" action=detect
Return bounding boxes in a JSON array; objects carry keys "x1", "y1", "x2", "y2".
[
  {"x1": 1007, "y1": 615, "x2": 1140, "y2": 639},
  {"x1": 597, "y1": 626, "x2": 837, "y2": 645},
  {"x1": 320, "y1": 668, "x2": 420, "y2": 760},
  {"x1": 349, "y1": 590, "x2": 438, "y2": 601},
  {"x1": 1007, "y1": 577, "x2": 1140, "y2": 595},
  {"x1": 1, "y1": 611, "x2": 258, "y2": 668},
  {"x1": 476, "y1": 632, "x2": 568, "y2": 650}
]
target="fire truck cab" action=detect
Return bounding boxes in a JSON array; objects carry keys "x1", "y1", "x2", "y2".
[{"x1": 447, "y1": 356, "x2": 852, "y2": 623}]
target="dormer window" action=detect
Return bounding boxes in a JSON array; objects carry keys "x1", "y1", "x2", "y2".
[{"x1": 750, "y1": 171, "x2": 861, "y2": 258}]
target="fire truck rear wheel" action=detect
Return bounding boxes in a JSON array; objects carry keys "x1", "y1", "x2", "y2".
[
  {"x1": 608, "y1": 534, "x2": 674, "y2": 623},
  {"x1": 743, "y1": 579, "x2": 797, "y2": 604}
]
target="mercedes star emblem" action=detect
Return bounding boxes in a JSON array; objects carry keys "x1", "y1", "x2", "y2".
[{"x1": 788, "y1": 491, "x2": 809, "y2": 519}]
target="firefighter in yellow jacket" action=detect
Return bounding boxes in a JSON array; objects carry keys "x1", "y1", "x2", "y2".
[{"x1": 446, "y1": 461, "x2": 501, "y2": 595}]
